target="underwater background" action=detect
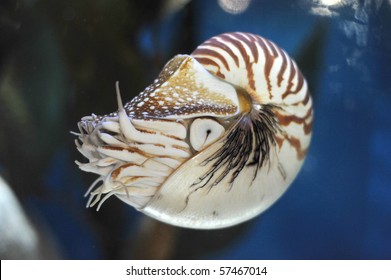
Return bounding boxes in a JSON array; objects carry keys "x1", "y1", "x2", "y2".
[{"x1": 0, "y1": 0, "x2": 390, "y2": 259}]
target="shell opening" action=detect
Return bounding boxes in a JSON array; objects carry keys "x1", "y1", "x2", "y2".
[{"x1": 75, "y1": 57, "x2": 244, "y2": 211}]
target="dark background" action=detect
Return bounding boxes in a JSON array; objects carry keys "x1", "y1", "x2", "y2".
[{"x1": 1, "y1": 0, "x2": 390, "y2": 259}]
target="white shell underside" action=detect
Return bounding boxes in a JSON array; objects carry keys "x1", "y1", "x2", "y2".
[{"x1": 135, "y1": 121, "x2": 301, "y2": 229}]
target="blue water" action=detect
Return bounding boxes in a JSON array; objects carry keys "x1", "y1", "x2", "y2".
[{"x1": 30, "y1": 0, "x2": 391, "y2": 259}]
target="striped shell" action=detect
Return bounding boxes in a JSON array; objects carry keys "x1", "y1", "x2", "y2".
[{"x1": 75, "y1": 32, "x2": 313, "y2": 229}]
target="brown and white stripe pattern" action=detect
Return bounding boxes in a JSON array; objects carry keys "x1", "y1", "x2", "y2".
[{"x1": 192, "y1": 32, "x2": 313, "y2": 162}]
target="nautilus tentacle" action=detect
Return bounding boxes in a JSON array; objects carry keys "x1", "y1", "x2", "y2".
[{"x1": 75, "y1": 32, "x2": 313, "y2": 229}]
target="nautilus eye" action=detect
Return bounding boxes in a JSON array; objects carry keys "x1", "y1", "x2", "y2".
[
  {"x1": 75, "y1": 32, "x2": 313, "y2": 229},
  {"x1": 190, "y1": 118, "x2": 225, "y2": 151}
]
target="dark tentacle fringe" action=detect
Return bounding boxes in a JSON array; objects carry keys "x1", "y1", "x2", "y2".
[{"x1": 189, "y1": 104, "x2": 281, "y2": 195}]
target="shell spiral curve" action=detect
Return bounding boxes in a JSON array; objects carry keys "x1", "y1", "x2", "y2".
[{"x1": 75, "y1": 32, "x2": 313, "y2": 229}]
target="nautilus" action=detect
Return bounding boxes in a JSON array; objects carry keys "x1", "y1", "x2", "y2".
[{"x1": 75, "y1": 32, "x2": 313, "y2": 229}]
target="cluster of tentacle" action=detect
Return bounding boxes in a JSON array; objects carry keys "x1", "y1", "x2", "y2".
[{"x1": 75, "y1": 83, "x2": 190, "y2": 210}]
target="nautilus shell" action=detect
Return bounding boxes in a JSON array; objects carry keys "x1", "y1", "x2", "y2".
[{"x1": 75, "y1": 32, "x2": 313, "y2": 229}]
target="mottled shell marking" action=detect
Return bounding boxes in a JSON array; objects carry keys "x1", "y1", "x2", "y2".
[{"x1": 125, "y1": 55, "x2": 239, "y2": 119}]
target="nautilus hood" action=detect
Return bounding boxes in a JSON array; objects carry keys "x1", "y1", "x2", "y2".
[{"x1": 75, "y1": 32, "x2": 313, "y2": 229}]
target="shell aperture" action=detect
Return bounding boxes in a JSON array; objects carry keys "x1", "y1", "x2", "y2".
[{"x1": 75, "y1": 32, "x2": 313, "y2": 229}]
